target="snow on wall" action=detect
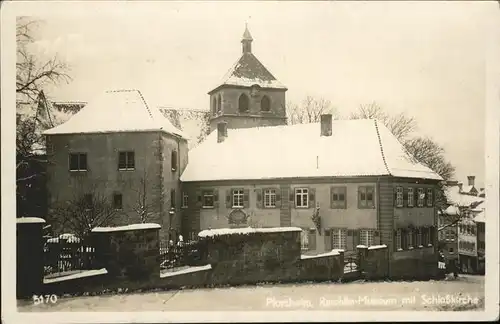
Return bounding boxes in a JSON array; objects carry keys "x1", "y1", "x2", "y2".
[
  {"x1": 198, "y1": 226, "x2": 303, "y2": 238},
  {"x1": 91, "y1": 223, "x2": 161, "y2": 233},
  {"x1": 367, "y1": 244, "x2": 387, "y2": 250},
  {"x1": 160, "y1": 264, "x2": 212, "y2": 279},
  {"x1": 16, "y1": 217, "x2": 46, "y2": 224},
  {"x1": 300, "y1": 249, "x2": 344, "y2": 260},
  {"x1": 43, "y1": 268, "x2": 108, "y2": 284}
]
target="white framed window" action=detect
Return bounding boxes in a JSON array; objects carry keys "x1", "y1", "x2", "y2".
[
  {"x1": 118, "y1": 151, "x2": 135, "y2": 170},
  {"x1": 202, "y1": 190, "x2": 214, "y2": 208},
  {"x1": 426, "y1": 188, "x2": 433, "y2": 207},
  {"x1": 396, "y1": 187, "x2": 404, "y2": 207},
  {"x1": 300, "y1": 230, "x2": 309, "y2": 250},
  {"x1": 407, "y1": 188, "x2": 414, "y2": 207},
  {"x1": 360, "y1": 229, "x2": 375, "y2": 247},
  {"x1": 182, "y1": 192, "x2": 188, "y2": 208},
  {"x1": 417, "y1": 188, "x2": 424, "y2": 207},
  {"x1": 232, "y1": 189, "x2": 244, "y2": 208},
  {"x1": 295, "y1": 188, "x2": 309, "y2": 208},
  {"x1": 408, "y1": 230, "x2": 414, "y2": 249},
  {"x1": 331, "y1": 228, "x2": 347, "y2": 250},
  {"x1": 264, "y1": 189, "x2": 276, "y2": 208},
  {"x1": 395, "y1": 229, "x2": 402, "y2": 250}
]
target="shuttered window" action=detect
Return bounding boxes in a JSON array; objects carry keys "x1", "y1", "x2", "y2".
[
  {"x1": 332, "y1": 228, "x2": 347, "y2": 250},
  {"x1": 232, "y1": 189, "x2": 244, "y2": 208},
  {"x1": 295, "y1": 188, "x2": 309, "y2": 208},
  {"x1": 395, "y1": 187, "x2": 404, "y2": 207},
  {"x1": 331, "y1": 186, "x2": 347, "y2": 209},
  {"x1": 202, "y1": 189, "x2": 214, "y2": 208},
  {"x1": 264, "y1": 189, "x2": 277, "y2": 208},
  {"x1": 358, "y1": 186, "x2": 375, "y2": 208}
]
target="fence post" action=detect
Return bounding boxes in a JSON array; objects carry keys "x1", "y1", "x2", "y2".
[{"x1": 16, "y1": 217, "x2": 46, "y2": 299}]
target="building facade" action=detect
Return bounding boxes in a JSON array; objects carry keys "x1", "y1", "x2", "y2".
[{"x1": 44, "y1": 90, "x2": 188, "y2": 241}]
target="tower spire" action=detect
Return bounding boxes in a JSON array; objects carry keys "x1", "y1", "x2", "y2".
[{"x1": 241, "y1": 23, "x2": 253, "y2": 54}]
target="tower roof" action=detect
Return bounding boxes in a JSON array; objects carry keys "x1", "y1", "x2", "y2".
[
  {"x1": 242, "y1": 24, "x2": 253, "y2": 41},
  {"x1": 208, "y1": 26, "x2": 287, "y2": 94}
]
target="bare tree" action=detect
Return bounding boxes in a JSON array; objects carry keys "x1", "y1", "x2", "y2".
[
  {"x1": 286, "y1": 96, "x2": 337, "y2": 125},
  {"x1": 159, "y1": 108, "x2": 211, "y2": 147},
  {"x1": 49, "y1": 191, "x2": 120, "y2": 240},
  {"x1": 16, "y1": 18, "x2": 72, "y2": 216},
  {"x1": 349, "y1": 102, "x2": 417, "y2": 142},
  {"x1": 132, "y1": 168, "x2": 159, "y2": 223}
]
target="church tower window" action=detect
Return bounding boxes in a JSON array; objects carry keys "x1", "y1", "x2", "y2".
[
  {"x1": 212, "y1": 97, "x2": 217, "y2": 115},
  {"x1": 238, "y1": 94, "x2": 249, "y2": 112},
  {"x1": 217, "y1": 94, "x2": 222, "y2": 113},
  {"x1": 261, "y1": 95, "x2": 271, "y2": 112}
]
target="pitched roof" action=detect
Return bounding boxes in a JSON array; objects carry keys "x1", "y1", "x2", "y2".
[
  {"x1": 210, "y1": 53, "x2": 287, "y2": 93},
  {"x1": 444, "y1": 185, "x2": 485, "y2": 207},
  {"x1": 180, "y1": 118, "x2": 442, "y2": 182},
  {"x1": 473, "y1": 210, "x2": 485, "y2": 223},
  {"x1": 43, "y1": 90, "x2": 187, "y2": 139}
]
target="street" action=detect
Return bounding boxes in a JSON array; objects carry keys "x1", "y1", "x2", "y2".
[{"x1": 18, "y1": 275, "x2": 484, "y2": 312}]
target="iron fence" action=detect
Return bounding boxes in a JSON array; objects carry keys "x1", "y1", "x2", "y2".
[
  {"x1": 43, "y1": 238, "x2": 97, "y2": 277},
  {"x1": 159, "y1": 240, "x2": 204, "y2": 270}
]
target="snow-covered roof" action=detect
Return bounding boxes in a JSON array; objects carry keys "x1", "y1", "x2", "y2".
[
  {"x1": 460, "y1": 185, "x2": 477, "y2": 194},
  {"x1": 445, "y1": 186, "x2": 485, "y2": 207},
  {"x1": 91, "y1": 223, "x2": 161, "y2": 233},
  {"x1": 16, "y1": 217, "x2": 46, "y2": 224},
  {"x1": 210, "y1": 53, "x2": 287, "y2": 93},
  {"x1": 198, "y1": 226, "x2": 302, "y2": 238},
  {"x1": 43, "y1": 90, "x2": 187, "y2": 139},
  {"x1": 181, "y1": 119, "x2": 442, "y2": 182},
  {"x1": 443, "y1": 205, "x2": 460, "y2": 216},
  {"x1": 474, "y1": 210, "x2": 485, "y2": 223}
]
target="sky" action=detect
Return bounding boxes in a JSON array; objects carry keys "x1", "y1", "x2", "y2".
[{"x1": 24, "y1": 1, "x2": 498, "y2": 188}]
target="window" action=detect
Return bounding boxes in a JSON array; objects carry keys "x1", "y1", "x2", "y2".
[
  {"x1": 417, "y1": 188, "x2": 424, "y2": 207},
  {"x1": 171, "y1": 151, "x2": 178, "y2": 171},
  {"x1": 212, "y1": 97, "x2": 217, "y2": 115},
  {"x1": 238, "y1": 94, "x2": 249, "y2": 112},
  {"x1": 217, "y1": 94, "x2": 222, "y2": 112},
  {"x1": 395, "y1": 229, "x2": 402, "y2": 250},
  {"x1": 416, "y1": 228, "x2": 422, "y2": 247},
  {"x1": 331, "y1": 186, "x2": 347, "y2": 209},
  {"x1": 300, "y1": 230, "x2": 309, "y2": 250},
  {"x1": 395, "y1": 186, "x2": 403, "y2": 207},
  {"x1": 170, "y1": 189, "x2": 176, "y2": 208},
  {"x1": 264, "y1": 189, "x2": 276, "y2": 208},
  {"x1": 331, "y1": 228, "x2": 347, "y2": 250},
  {"x1": 360, "y1": 229, "x2": 374, "y2": 247},
  {"x1": 118, "y1": 151, "x2": 135, "y2": 170},
  {"x1": 182, "y1": 192, "x2": 188, "y2": 208},
  {"x1": 232, "y1": 189, "x2": 244, "y2": 208},
  {"x1": 113, "y1": 193, "x2": 123, "y2": 210},
  {"x1": 69, "y1": 153, "x2": 87, "y2": 171},
  {"x1": 407, "y1": 230, "x2": 414, "y2": 249},
  {"x1": 358, "y1": 186, "x2": 375, "y2": 208},
  {"x1": 426, "y1": 188, "x2": 433, "y2": 207},
  {"x1": 295, "y1": 188, "x2": 309, "y2": 208},
  {"x1": 407, "y1": 188, "x2": 414, "y2": 207},
  {"x1": 261, "y1": 95, "x2": 270, "y2": 112},
  {"x1": 202, "y1": 190, "x2": 214, "y2": 208}
]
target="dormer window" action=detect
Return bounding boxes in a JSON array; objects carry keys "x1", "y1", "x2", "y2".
[
  {"x1": 261, "y1": 95, "x2": 270, "y2": 112},
  {"x1": 238, "y1": 93, "x2": 249, "y2": 112}
]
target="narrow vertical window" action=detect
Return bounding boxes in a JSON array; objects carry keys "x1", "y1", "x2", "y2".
[
  {"x1": 417, "y1": 188, "x2": 424, "y2": 207},
  {"x1": 396, "y1": 187, "x2": 403, "y2": 207},
  {"x1": 238, "y1": 94, "x2": 249, "y2": 112},
  {"x1": 171, "y1": 150, "x2": 178, "y2": 171},
  {"x1": 426, "y1": 188, "x2": 433, "y2": 207},
  {"x1": 113, "y1": 193, "x2": 123, "y2": 210},
  {"x1": 407, "y1": 188, "x2": 414, "y2": 207},
  {"x1": 182, "y1": 192, "x2": 188, "y2": 208},
  {"x1": 395, "y1": 229, "x2": 402, "y2": 250},
  {"x1": 170, "y1": 189, "x2": 176, "y2": 208},
  {"x1": 260, "y1": 95, "x2": 271, "y2": 112}
]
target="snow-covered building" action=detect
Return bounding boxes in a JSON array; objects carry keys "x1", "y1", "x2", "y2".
[{"x1": 43, "y1": 89, "x2": 189, "y2": 241}]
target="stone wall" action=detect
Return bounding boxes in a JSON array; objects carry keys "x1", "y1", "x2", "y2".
[
  {"x1": 17, "y1": 218, "x2": 46, "y2": 298},
  {"x1": 91, "y1": 224, "x2": 161, "y2": 281},
  {"x1": 357, "y1": 246, "x2": 389, "y2": 280}
]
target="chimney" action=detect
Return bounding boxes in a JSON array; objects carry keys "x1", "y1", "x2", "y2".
[
  {"x1": 320, "y1": 114, "x2": 332, "y2": 136},
  {"x1": 467, "y1": 175, "x2": 475, "y2": 186},
  {"x1": 458, "y1": 183, "x2": 463, "y2": 192},
  {"x1": 217, "y1": 122, "x2": 228, "y2": 143}
]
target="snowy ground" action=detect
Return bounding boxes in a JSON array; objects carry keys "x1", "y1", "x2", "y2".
[{"x1": 18, "y1": 275, "x2": 484, "y2": 312}]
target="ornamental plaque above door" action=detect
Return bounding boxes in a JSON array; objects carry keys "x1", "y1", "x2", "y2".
[{"x1": 228, "y1": 209, "x2": 249, "y2": 226}]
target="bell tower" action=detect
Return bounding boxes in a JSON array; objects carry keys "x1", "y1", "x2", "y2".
[{"x1": 208, "y1": 25, "x2": 287, "y2": 132}]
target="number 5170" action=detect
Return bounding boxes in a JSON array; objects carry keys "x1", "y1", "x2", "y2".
[{"x1": 33, "y1": 294, "x2": 58, "y2": 305}]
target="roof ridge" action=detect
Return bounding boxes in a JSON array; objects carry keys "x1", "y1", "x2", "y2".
[
  {"x1": 135, "y1": 90, "x2": 154, "y2": 120},
  {"x1": 373, "y1": 119, "x2": 391, "y2": 175}
]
